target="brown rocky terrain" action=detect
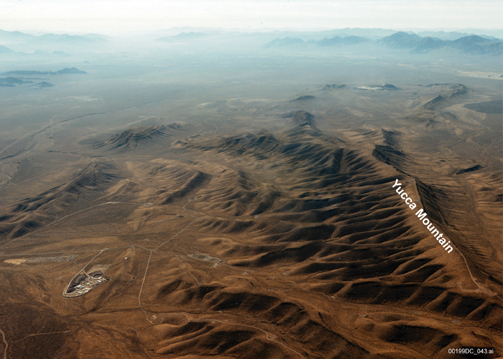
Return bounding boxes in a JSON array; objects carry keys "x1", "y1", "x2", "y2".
[{"x1": 0, "y1": 82, "x2": 501, "y2": 359}]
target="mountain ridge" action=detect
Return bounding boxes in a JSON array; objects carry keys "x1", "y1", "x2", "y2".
[{"x1": 263, "y1": 31, "x2": 503, "y2": 55}]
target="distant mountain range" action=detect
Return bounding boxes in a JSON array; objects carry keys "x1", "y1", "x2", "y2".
[
  {"x1": 0, "y1": 29, "x2": 107, "y2": 45},
  {"x1": 0, "y1": 29, "x2": 33, "y2": 42},
  {"x1": 30, "y1": 33, "x2": 107, "y2": 44},
  {"x1": 0, "y1": 46, "x2": 70, "y2": 57},
  {"x1": 0, "y1": 28, "x2": 501, "y2": 56},
  {"x1": 318, "y1": 36, "x2": 369, "y2": 47},
  {"x1": 157, "y1": 32, "x2": 208, "y2": 42},
  {"x1": 0, "y1": 67, "x2": 85, "y2": 89},
  {"x1": 264, "y1": 36, "x2": 369, "y2": 48},
  {"x1": 263, "y1": 37, "x2": 306, "y2": 48},
  {"x1": 1, "y1": 67, "x2": 87, "y2": 76},
  {"x1": 416, "y1": 31, "x2": 473, "y2": 41},
  {"x1": 0, "y1": 77, "x2": 30, "y2": 87},
  {"x1": 379, "y1": 32, "x2": 502, "y2": 55},
  {"x1": 0, "y1": 76, "x2": 55, "y2": 89},
  {"x1": 264, "y1": 31, "x2": 503, "y2": 55}
]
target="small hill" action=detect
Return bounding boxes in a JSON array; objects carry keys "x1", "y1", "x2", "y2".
[
  {"x1": 99, "y1": 125, "x2": 170, "y2": 151},
  {"x1": 291, "y1": 95, "x2": 316, "y2": 102},
  {"x1": 36, "y1": 81, "x2": 54, "y2": 88},
  {"x1": 291, "y1": 110, "x2": 316, "y2": 128},
  {"x1": 355, "y1": 84, "x2": 400, "y2": 91},
  {"x1": 0, "y1": 161, "x2": 117, "y2": 240},
  {"x1": 264, "y1": 37, "x2": 304, "y2": 48},
  {"x1": 322, "y1": 84, "x2": 346, "y2": 90},
  {"x1": 424, "y1": 84, "x2": 468, "y2": 110},
  {"x1": 381, "y1": 84, "x2": 399, "y2": 90}
]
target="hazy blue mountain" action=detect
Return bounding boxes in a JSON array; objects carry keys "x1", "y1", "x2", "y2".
[
  {"x1": 413, "y1": 37, "x2": 445, "y2": 53},
  {"x1": 264, "y1": 35, "x2": 368, "y2": 48},
  {"x1": 263, "y1": 31, "x2": 503, "y2": 55},
  {"x1": 0, "y1": 29, "x2": 34, "y2": 43},
  {"x1": 263, "y1": 37, "x2": 305, "y2": 48},
  {"x1": 451, "y1": 35, "x2": 502, "y2": 55},
  {"x1": 3, "y1": 67, "x2": 87, "y2": 76},
  {"x1": 34, "y1": 50, "x2": 49, "y2": 56},
  {"x1": 31, "y1": 33, "x2": 107, "y2": 44},
  {"x1": 35, "y1": 81, "x2": 55, "y2": 88},
  {"x1": 321, "y1": 84, "x2": 346, "y2": 90},
  {"x1": 379, "y1": 32, "x2": 503, "y2": 55},
  {"x1": 457, "y1": 28, "x2": 503, "y2": 39},
  {"x1": 52, "y1": 50, "x2": 70, "y2": 56},
  {"x1": 417, "y1": 31, "x2": 471, "y2": 41},
  {"x1": 54, "y1": 67, "x2": 87, "y2": 75},
  {"x1": 0, "y1": 77, "x2": 55, "y2": 89},
  {"x1": 0, "y1": 29, "x2": 107, "y2": 54},
  {"x1": 379, "y1": 32, "x2": 422, "y2": 48},
  {"x1": 0, "y1": 77, "x2": 32, "y2": 87},
  {"x1": 157, "y1": 32, "x2": 208, "y2": 42},
  {"x1": 318, "y1": 36, "x2": 369, "y2": 47},
  {"x1": 2, "y1": 70, "x2": 49, "y2": 76},
  {"x1": 453, "y1": 35, "x2": 489, "y2": 46},
  {"x1": 314, "y1": 28, "x2": 396, "y2": 39},
  {"x1": 485, "y1": 41, "x2": 503, "y2": 56},
  {"x1": 0, "y1": 45, "x2": 14, "y2": 54}
]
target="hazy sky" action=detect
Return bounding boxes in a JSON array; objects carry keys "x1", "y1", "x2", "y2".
[{"x1": 1, "y1": 0, "x2": 501, "y2": 34}]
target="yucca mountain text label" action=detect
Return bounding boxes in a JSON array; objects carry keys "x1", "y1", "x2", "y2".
[{"x1": 393, "y1": 179, "x2": 454, "y2": 254}]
